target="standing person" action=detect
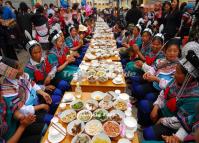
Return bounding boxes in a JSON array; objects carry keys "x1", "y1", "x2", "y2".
[
  {"x1": 178, "y1": 3, "x2": 194, "y2": 38},
  {"x1": 163, "y1": 0, "x2": 181, "y2": 41},
  {"x1": 5, "y1": 1, "x2": 17, "y2": 15},
  {"x1": 125, "y1": 0, "x2": 143, "y2": 26},
  {"x1": 32, "y1": 6, "x2": 49, "y2": 50},
  {"x1": 0, "y1": 0, "x2": 18, "y2": 60},
  {"x1": 17, "y1": 2, "x2": 33, "y2": 48},
  {"x1": 161, "y1": 1, "x2": 171, "y2": 26},
  {"x1": 47, "y1": 3, "x2": 55, "y2": 17}
]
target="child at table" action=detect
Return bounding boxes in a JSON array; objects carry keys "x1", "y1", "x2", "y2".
[
  {"x1": 139, "y1": 42, "x2": 199, "y2": 143},
  {"x1": 124, "y1": 27, "x2": 153, "y2": 75},
  {"x1": 133, "y1": 38, "x2": 181, "y2": 102},
  {"x1": 48, "y1": 30, "x2": 78, "y2": 82},
  {"x1": 65, "y1": 25, "x2": 83, "y2": 57},
  {"x1": 125, "y1": 31, "x2": 164, "y2": 77},
  {"x1": 24, "y1": 39, "x2": 70, "y2": 111}
]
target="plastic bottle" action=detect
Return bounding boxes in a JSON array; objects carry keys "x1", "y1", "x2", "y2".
[{"x1": 75, "y1": 82, "x2": 82, "y2": 99}]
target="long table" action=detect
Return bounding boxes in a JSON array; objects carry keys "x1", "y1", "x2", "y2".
[
  {"x1": 71, "y1": 77, "x2": 126, "y2": 92},
  {"x1": 41, "y1": 92, "x2": 139, "y2": 143}
]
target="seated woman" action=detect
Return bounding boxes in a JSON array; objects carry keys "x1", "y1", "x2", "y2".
[
  {"x1": 140, "y1": 42, "x2": 199, "y2": 143},
  {"x1": 0, "y1": 94, "x2": 45, "y2": 143},
  {"x1": 125, "y1": 31, "x2": 164, "y2": 77},
  {"x1": 48, "y1": 30, "x2": 78, "y2": 82},
  {"x1": 65, "y1": 25, "x2": 84, "y2": 59},
  {"x1": 0, "y1": 59, "x2": 51, "y2": 142},
  {"x1": 24, "y1": 39, "x2": 70, "y2": 111},
  {"x1": 120, "y1": 24, "x2": 143, "y2": 68},
  {"x1": 133, "y1": 38, "x2": 181, "y2": 102},
  {"x1": 124, "y1": 27, "x2": 152, "y2": 73}
]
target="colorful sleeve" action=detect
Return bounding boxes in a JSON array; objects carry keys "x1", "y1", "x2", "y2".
[
  {"x1": 65, "y1": 37, "x2": 73, "y2": 48},
  {"x1": 24, "y1": 67, "x2": 35, "y2": 81},
  {"x1": 48, "y1": 53, "x2": 59, "y2": 67},
  {"x1": 136, "y1": 37, "x2": 142, "y2": 48}
]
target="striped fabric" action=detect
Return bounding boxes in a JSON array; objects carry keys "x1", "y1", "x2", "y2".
[{"x1": 0, "y1": 62, "x2": 18, "y2": 80}]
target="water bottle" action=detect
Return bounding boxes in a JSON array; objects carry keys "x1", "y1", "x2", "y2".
[{"x1": 75, "y1": 82, "x2": 82, "y2": 99}]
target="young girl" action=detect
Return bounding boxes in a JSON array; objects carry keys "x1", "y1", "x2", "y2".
[
  {"x1": 125, "y1": 32, "x2": 164, "y2": 77},
  {"x1": 134, "y1": 39, "x2": 181, "y2": 101},
  {"x1": 48, "y1": 30, "x2": 78, "y2": 82},
  {"x1": 65, "y1": 25, "x2": 83, "y2": 56},
  {"x1": 141, "y1": 42, "x2": 199, "y2": 142},
  {"x1": 125, "y1": 27, "x2": 153, "y2": 75},
  {"x1": 130, "y1": 24, "x2": 142, "y2": 48},
  {"x1": 24, "y1": 39, "x2": 70, "y2": 110}
]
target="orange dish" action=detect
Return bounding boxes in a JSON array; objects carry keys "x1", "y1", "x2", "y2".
[{"x1": 103, "y1": 121, "x2": 120, "y2": 138}]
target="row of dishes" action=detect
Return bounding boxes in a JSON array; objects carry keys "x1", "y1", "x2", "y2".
[
  {"x1": 75, "y1": 60, "x2": 124, "y2": 84},
  {"x1": 48, "y1": 91, "x2": 136, "y2": 143}
]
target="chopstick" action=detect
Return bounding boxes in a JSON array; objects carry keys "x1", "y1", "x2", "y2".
[{"x1": 51, "y1": 122, "x2": 66, "y2": 137}]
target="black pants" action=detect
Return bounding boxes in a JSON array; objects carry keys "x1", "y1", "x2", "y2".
[
  {"x1": 19, "y1": 122, "x2": 45, "y2": 143},
  {"x1": 0, "y1": 26, "x2": 18, "y2": 60}
]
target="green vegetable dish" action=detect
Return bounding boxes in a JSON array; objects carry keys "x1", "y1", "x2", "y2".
[
  {"x1": 72, "y1": 102, "x2": 84, "y2": 110},
  {"x1": 94, "y1": 109, "x2": 108, "y2": 122}
]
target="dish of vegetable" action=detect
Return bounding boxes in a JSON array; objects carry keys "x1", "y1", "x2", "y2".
[{"x1": 93, "y1": 109, "x2": 108, "y2": 122}]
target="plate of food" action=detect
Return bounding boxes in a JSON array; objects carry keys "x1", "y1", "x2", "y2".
[
  {"x1": 99, "y1": 100, "x2": 113, "y2": 110},
  {"x1": 70, "y1": 100, "x2": 84, "y2": 111},
  {"x1": 91, "y1": 91, "x2": 106, "y2": 101},
  {"x1": 77, "y1": 110, "x2": 93, "y2": 122},
  {"x1": 105, "y1": 91, "x2": 118, "y2": 101},
  {"x1": 58, "y1": 109, "x2": 76, "y2": 123},
  {"x1": 67, "y1": 120, "x2": 85, "y2": 136},
  {"x1": 93, "y1": 109, "x2": 108, "y2": 122},
  {"x1": 103, "y1": 121, "x2": 120, "y2": 138},
  {"x1": 108, "y1": 110, "x2": 125, "y2": 123},
  {"x1": 113, "y1": 100, "x2": 127, "y2": 111},
  {"x1": 91, "y1": 132, "x2": 111, "y2": 143},
  {"x1": 112, "y1": 76, "x2": 124, "y2": 85},
  {"x1": 85, "y1": 99, "x2": 98, "y2": 111},
  {"x1": 71, "y1": 133, "x2": 91, "y2": 143},
  {"x1": 85, "y1": 120, "x2": 103, "y2": 136},
  {"x1": 98, "y1": 76, "x2": 108, "y2": 83},
  {"x1": 48, "y1": 123, "x2": 66, "y2": 143},
  {"x1": 87, "y1": 75, "x2": 97, "y2": 83}
]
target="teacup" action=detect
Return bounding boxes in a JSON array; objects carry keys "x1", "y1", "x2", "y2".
[{"x1": 60, "y1": 103, "x2": 66, "y2": 110}]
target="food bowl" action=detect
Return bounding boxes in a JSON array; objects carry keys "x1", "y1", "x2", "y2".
[
  {"x1": 103, "y1": 121, "x2": 120, "y2": 138},
  {"x1": 87, "y1": 75, "x2": 97, "y2": 83}
]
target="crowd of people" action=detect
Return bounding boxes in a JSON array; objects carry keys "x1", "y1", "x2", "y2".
[
  {"x1": 100, "y1": 0, "x2": 199, "y2": 142},
  {"x1": 0, "y1": 0, "x2": 199, "y2": 142},
  {"x1": 0, "y1": 1, "x2": 96, "y2": 142}
]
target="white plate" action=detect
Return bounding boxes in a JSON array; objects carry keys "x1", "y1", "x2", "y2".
[
  {"x1": 58, "y1": 109, "x2": 76, "y2": 123},
  {"x1": 48, "y1": 123, "x2": 66, "y2": 143},
  {"x1": 123, "y1": 117, "x2": 137, "y2": 131},
  {"x1": 77, "y1": 110, "x2": 93, "y2": 122},
  {"x1": 108, "y1": 110, "x2": 125, "y2": 123},
  {"x1": 62, "y1": 93, "x2": 75, "y2": 103},
  {"x1": 112, "y1": 78, "x2": 124, "y2": 85},
  {"x1": 70, "y1": 100, "x2": 84, "y2": 111},
  {"x1": 85, "y1": 120, "x2": 103, "y2": 136},
  {"x1": 67, "y1": 120, "x2": 85, "y2": 136},
  {"x1": 71, "y1": 133, "x2": 91, "y2": 143},
  {"x1": 99, "y1": 100, "x2": 113, "y2": 110},
  {"x1": 85, "y1": 99, "x2": 98, "y2": 111},
  {"x1": 91, "y1": 91, "x2": 106, "y2": 101},
  {"x1": 91, "y1": 132, "x2": 111, "y2": 143}
]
